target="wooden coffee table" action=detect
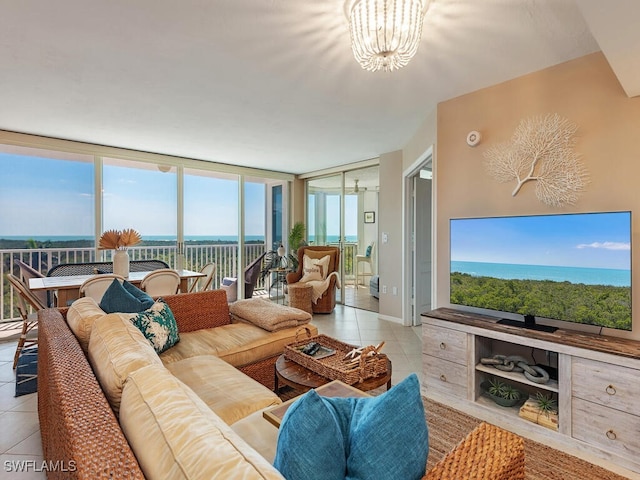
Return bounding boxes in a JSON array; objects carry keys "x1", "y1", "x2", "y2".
[
  {"x1": 264, "y1": 380, "x2": 371, "y2": 428},
  {"x1": 274, "y1": 354, "x2": 392, "y2": 394}
]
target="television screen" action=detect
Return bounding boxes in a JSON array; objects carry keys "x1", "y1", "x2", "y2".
[{"x1": 450, "y1": 211, "x2": 632, "y2": 331}]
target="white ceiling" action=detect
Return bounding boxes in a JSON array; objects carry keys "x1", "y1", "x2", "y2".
[{"x1": 0, "y1": 1, "x2": 638, "y2": 175}]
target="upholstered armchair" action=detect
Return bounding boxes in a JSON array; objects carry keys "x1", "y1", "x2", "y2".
[{"x1": 286, "y1": 246, "x2": 340, "y2": 313}]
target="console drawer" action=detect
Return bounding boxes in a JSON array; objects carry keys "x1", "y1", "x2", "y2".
[
  {"x1": 572, "y1": 397, "x2": 640, "y2": 457},
  {"x1": 423, "y1": 324, "x2": 468, "y2": 365},
  {"x1": 572, "y1": 357, "x2": 640, "y2": 416},
  {"x1": 423, "y1": 354, "x2": 467, "y2": 399}
]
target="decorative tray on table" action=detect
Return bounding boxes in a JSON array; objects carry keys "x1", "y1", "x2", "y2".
[{"x1": 284, "y1": 327, "x2": 388, "y2": 385}]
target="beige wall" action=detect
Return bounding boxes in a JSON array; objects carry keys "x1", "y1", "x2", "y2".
[
  {"x1": 378, "y1": 150, "x2": 404, "y2": 322},
  {"x1": 434, "y1": 52, "x2": 640, "y2": 339},
  {"x1": 403, "y1": 107, "x2": 437, "y2": 171}
]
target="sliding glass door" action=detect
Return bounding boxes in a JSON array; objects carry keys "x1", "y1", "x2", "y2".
[{"x1": 307, "y1": 174, "x2": 344, "y2": 304}]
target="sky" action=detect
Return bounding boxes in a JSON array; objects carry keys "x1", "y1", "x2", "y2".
[
  {"x1": 0, "y1": 152, "x2": 359, "y2": 240},
  {"x1": 450, "y1": 212, "x2": 631, "y2": 270},
  {"x1": 0, "y1": 153, "x2": 266, "y2": 238}
]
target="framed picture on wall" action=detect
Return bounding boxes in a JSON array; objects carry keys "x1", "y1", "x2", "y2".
[{"x1": 364, "y1": 211, "x2": 375, "y2": 223}]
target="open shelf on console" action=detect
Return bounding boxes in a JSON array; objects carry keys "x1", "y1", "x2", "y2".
[{"x1": 475, "y1": 364, "x2": 559, "y2": 392}]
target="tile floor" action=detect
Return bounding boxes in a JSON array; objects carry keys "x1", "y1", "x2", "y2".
[{"x1": 0, "y1": 305, "x2": 422, "y2": 479}]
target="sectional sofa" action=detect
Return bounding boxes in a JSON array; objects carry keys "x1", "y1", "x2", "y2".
[{"x1": 37, "y1": 289, "x2": 315, "y2": 479}]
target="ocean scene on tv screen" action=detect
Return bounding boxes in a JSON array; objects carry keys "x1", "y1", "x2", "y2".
[{"x1": 450, "y1": 212, "x2": 632, "y2": 330}]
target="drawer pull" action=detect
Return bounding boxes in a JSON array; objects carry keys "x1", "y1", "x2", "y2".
[
  {"x1": 439, "y1": 374, "x2": 447, "y2": 382},
  {"x1": 439, "y1": 342, "x2": 446, "y2": 350},
  {"x1": 605, "y1": 385, "x2": 616, "y2": 395},
  {"x1": 606, "y1": 429, "x2": 617, "y2": 440}
]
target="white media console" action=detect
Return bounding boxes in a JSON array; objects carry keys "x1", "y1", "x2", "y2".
[{"x1": 422, "y1": 308, "x2": 640, "y2": 478}]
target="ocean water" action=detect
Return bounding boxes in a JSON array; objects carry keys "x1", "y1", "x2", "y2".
[{"x1": 451, "y1": 261, "x2": 631, "y2": 287}]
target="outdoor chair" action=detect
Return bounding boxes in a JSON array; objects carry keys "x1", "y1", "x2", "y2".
[
  {"x1": 140, "y1": 269, "x2": 181, "y2": 297},
  {"x1": 356, "y1": 242, "x2": 375, "y2": 286},
  {"x1": 79, "y1": 274, "x2": 125, "y2": 302},
  {"x1": 221, "y1": 252, "x2": 266, "y2": 302},
  {"x1": 14, "y1": 259, "x2": 48, "y2": 309},
  {"x1": 188, "y1": 262, "x2": 216, "y2": 292},
  {"x1": 7, "y1": 273, "x2": 41, "y2": 368},
  {"x1": 46, "y1": 259, "x2": 169, "y2": 276}
]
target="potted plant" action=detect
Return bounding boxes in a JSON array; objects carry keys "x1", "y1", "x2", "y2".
[
  {"x1": 260, "y1": 222, "x2": 307, "y2": 281},
  {"x1": 519, "y1": 392, "x2": 559, "y2": 430},
  {"x1": 481, "y1": 378, "x2": 525, "y2": 407}
]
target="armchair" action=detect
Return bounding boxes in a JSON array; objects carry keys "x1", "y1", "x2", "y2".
[{"x1": 286, "y1": 246, "x2": 340, "y2": 313}]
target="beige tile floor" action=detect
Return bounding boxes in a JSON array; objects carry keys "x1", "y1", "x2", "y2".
[{"x1": 0, "y1": 305, "x2": 422, "y2": 479}]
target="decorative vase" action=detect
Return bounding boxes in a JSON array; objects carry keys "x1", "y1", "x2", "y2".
[{"x1": 113, "y1": 250, "x2": 130, "y2": 278}]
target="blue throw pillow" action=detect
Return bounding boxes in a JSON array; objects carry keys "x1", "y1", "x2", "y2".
[
  {"x1": 130, "y1": 299, "x2": 180, "y2": 354},
  {"x1": 273, "y1": 388, "x2": 346, "y2": 480},
  {"x1": 122, "y1": 280, "x2": 154, "y2": 309},
  {"x1": 273, "y1": 374, "x2": 428, "y2": 480},
  {"x1": 99, "y1": 279, "x2": 153, "y2": 313},
  {"x1": 365, "y1": 245, "x2": 372, "y2": 257}
]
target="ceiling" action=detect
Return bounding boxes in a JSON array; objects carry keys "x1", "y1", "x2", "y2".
[{"x1": 1, "y1": 1, "x2": 638, "y2": 175}]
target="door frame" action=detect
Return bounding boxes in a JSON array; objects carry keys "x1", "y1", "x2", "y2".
[{"x1": 402, "y1": 145, "x2": 435, "y2": 326}]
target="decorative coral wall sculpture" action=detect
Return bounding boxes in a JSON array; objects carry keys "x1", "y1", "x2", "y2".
[{"x1": 483, "y1": 113, "x2": 589, "y2": 207}]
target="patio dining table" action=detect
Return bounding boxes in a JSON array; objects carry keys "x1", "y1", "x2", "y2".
[{"x1": 29, "y1": 269, "x2": 205, "y2": 306}]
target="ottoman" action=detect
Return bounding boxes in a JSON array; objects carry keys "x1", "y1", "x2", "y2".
[{"x1": 288, "y1": 283, "x2": 313, "y2": 315}]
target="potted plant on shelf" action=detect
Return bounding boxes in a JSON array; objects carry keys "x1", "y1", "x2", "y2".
[
  {"x1": 519, "y1": 391, "x2": 559, "y2": 430},
  {"x1": 481, "y1": 378, "x2": 525, "y2": 407}
]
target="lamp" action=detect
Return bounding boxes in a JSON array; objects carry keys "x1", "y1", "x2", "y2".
[{"x1": 344, "y1": 0, "x2": 429, "y2": 72}]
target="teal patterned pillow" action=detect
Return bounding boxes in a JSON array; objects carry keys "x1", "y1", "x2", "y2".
[{"x1": 130, "y1": 299, "x2": 180, "y2": 354}]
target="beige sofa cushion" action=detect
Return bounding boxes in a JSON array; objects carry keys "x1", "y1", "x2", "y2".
[
  {"x1": 88, "y1": 313, "x2": 163, "y2": 415},
  {"x1": 166, "y1": 355, "x2": 281, "y2": 425},
  {"x1": 231, "y1": 408, "x2": 280, "y2": 464},
  {"x1": 66, "y1": 297, "x2": 107, "y2": 352},
  {"x1": 159, "y1": 322, "x2": 318, "y2": 367},
  {"x1": 120, "y1": 364, "x2": 285, "y2": 480}
]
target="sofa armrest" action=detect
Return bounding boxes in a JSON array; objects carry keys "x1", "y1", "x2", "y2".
[
  {"x1": 38, "y1": 308, "x2": 144, "y2": 479},
  {"x1": 162, "y1": 289, "x2": 231, "y2": 332},
  {"x1": 423, "y1": 422, "x2": 525, "y2": 480}
]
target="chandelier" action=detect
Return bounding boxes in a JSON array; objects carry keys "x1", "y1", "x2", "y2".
[{"x1": 344, "y1": 0, "x2": 429, "y2": 72}]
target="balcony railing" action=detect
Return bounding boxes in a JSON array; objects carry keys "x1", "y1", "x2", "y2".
[
  {"x1": 1, "y1": 242, "x2": 361, "y2": 322},
  {"x1": 1, "y1": 243, "x2": 267, "y2": 322}
]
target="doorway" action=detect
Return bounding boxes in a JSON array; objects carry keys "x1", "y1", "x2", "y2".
[
  {"x1": 305, "y1": 165, "x2": 379, "y2": 312},
  {"x1": 404, "y1": 148, "x2": 433, "y2": 326}
]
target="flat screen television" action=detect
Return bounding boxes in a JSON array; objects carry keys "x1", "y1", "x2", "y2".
[{"x1": 449, "y1": 211, "x2": 632, "y2": 332}]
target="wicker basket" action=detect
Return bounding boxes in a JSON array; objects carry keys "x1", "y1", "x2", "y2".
[{"x1": 284, "y1": 327, "x2": 388, "y2": 385}]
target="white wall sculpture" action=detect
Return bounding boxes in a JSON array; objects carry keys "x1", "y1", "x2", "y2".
[{"x1": 483, "y1": 113, "x2": 589, "y2": 207}]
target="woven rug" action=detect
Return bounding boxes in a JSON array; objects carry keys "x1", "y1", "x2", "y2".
[
  {"x1": 423, "y1": 397, "x2": 629, "y2": 480},
  {"x1": 15, "y1": 346, "x2": 38, "y2": 397},
  {"x1": 279, "y1": 387, "x2": 629, "y2": 479}
]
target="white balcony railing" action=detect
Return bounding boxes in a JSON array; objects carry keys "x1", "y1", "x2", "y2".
[
  {"x1": 1, "y1": 242, "x2": 361, "y2": 322},
  {"x1": 1, "y1": 243, "x2": 267, "y2": 322}
]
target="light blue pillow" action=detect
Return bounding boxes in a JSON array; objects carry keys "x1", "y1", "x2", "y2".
[
  {"x1": 130, "y1": 299, "x2": 180, "y2": 354},
  {"x1": 99, "y1": 279, "x2": 153, "y2": 313},
  {"x1": 274, "y1": 373, "x2": 428, "y2": 480}
]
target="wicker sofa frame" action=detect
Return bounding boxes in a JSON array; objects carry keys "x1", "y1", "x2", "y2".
[{"x1": 38, "y1": 289, "x2": 525, "y2": 479}]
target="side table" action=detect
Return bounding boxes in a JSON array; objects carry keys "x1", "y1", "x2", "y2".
[{"x1": 274, "y1": 354, "x2": 392, "y2": 395}]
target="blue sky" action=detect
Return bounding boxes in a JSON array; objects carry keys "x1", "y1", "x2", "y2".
[
  {"x1": 450, "y1": 212, "x2": 631, "y2": 270},
  {"x1": 0, "y1": 153, "x2": 265, "y2": 238}
]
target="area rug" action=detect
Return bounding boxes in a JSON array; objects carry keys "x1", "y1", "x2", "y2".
[
  {"x1": 423, "y1": 397, "x2": 629, "y2": 480},
  {"x1": 15, "y1": 346, "x2": 38, "y2": 397},
  {"x1": 278, "y1": 386, "x2": 629, "y2": 479}
]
